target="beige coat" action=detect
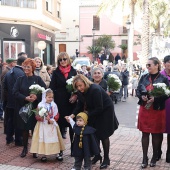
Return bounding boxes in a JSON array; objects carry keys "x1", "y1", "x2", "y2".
[{"x1": 34, "y1": 67, "x2": 51, "y2": 87}]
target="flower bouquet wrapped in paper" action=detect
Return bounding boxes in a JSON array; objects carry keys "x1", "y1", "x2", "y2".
[
  {"x1": 144, "y1": 83, "x2": 170, "y2": 110},
  {"x1": 107, "y1": 74, "x2": 122, "y2": 92},
  {"x1": 19, "y1": 84, "x2": 45, "y2": 123}
]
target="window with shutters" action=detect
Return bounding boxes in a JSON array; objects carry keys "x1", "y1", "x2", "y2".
[
  {"x1": 93, "y1": 15, "x2": 100, "y2": 30},
  {"x1": 122, "y1": 40, "x2": 128, "y2": 45}
]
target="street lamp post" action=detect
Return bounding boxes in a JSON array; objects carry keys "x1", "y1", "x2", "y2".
[{"x1": 92, "y1": 28, "x2": 95, "y2": 61}]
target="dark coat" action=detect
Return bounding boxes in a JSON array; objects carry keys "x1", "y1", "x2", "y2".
[
  {"x1": 73, "y1": 84, "x2": 119, "y2": 140},
  {"x1": 13, "y1": 75, "x2": 46, "y2": 130},
  {"x1": 4, "y1": 66, "x2": 25, "y2": 108},
  {"x1": 121, "y1": 69, "x2": 129, "y2": 85},
  {"x1": 49, "y1": 66, "x2": 77, "y2": 128},
  {"x1": 72, "y1": 125, "x2": 100, "y2": 157},
  {"x1": 137, "y1": 73, "x2": 169, "y2": 110},
  {"x1": 1, "y1": 66, "x2": 11, "y2": 102},
  {"x1": 115, "y1": 54, "x2": 121, "y2": 64},
  {"x1": 99, "y1": 79, "x2": 107, "y2": 91}
]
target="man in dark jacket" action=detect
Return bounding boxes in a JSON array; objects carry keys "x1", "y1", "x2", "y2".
[
  {"x1": 1, "y1": 58, "x2": 17, "y2": 128},
  {"x1": 115, "y1": 53, "x2": 121, "y2": 65},
  {"x1": 119, "y1": 64, "x2": 129, "y2": 102},
  {"x1": 100, "y1": 52, "x2": 106, "y2": 64},
  {"x1": 4, "y1": 56, "x2": 26, "y2": 145}
]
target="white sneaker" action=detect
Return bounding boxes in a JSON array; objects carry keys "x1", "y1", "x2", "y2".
[{"x1": 122, "y1": 98, "x2": 126, "y2": 102}]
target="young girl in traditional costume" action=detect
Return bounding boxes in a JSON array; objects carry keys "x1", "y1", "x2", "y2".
[{"x1": 30, "y1": 89, "x2": 65, "y2": 162}]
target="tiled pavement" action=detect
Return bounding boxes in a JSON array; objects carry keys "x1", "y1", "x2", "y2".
[{"x1": 0, "y1": 122, "x2": 170, "y2": 170}]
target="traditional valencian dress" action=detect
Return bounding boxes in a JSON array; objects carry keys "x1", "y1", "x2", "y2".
[{"x1": 30, "y1": 90, "x2": 65, "y2": 155}]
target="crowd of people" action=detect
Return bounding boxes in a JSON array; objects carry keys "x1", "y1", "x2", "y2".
[{"x1": 0, "y1": 51, "x2": 170, "y2": 170}]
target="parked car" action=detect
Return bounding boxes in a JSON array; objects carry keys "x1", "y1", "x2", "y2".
[{"x1": 72, "y1": 57, "x2": 92, "y2": 69}]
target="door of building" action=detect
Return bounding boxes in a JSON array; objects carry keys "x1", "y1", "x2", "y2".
[{"x1": 59, "y1": 44, "x2": 66, "y2": 53}]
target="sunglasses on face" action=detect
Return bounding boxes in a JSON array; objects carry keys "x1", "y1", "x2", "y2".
[
  {"x1": 59, "y1": 58, "x2": 67, "y2": 62},
  {"x1": 146, "y1": 64, "x2": 151, "y2": 67}
]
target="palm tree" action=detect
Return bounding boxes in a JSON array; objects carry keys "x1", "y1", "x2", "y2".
[
  {"x1": 97, "y1": 0, "x2": 140, "y2": 63},
  {"x1": 95, "y1": 35, "x2": 115, "y2": 55},
  {"x1": 87, "y1": 46, "x2": 102, "y2": 62},
  {"x1": 97, "y1": 0, "x2": 170, "y2": 64},
  {"x1": 141, "y1": 0, "x2": 149, "y2": 65}
]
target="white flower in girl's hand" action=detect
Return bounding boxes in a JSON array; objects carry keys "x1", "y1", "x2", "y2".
[{"x1": 39, "y1": 107, "x2": 47, "y2": 117}]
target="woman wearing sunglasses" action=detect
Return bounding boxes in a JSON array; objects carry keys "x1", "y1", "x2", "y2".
[
  {"x1": 49, "y1": 52, "x2": 77, "y2": 156},
  {"x1": 136, "y1": 57, "x2": 169, "y2": 168}
]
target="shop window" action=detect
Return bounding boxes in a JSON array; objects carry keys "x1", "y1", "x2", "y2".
[
  {"x1": 93, "y1": 15, "x2": 100, "y2": 30},
  {"x1": 46, "y1": 43, "x2": 51, "y2": 65},
  {"x1": 46, "y1": 0, "x2": 52, "y2": 13},
  {"x1": 3, "y1": 41, "x2": 25, "y2": 61}
]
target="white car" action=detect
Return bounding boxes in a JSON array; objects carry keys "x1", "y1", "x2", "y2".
[{"x1": 72, "y1": 57, "x2": 92, "y2": 69}]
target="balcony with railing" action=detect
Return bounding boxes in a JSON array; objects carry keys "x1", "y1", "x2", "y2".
[{"x1": 0, "y1": 0, "x2": 37, "y2": 9}]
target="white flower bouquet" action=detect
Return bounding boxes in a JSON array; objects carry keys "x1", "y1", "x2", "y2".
[
  {"x1": 145, "y1": 83, "x2": 170, "y2": 110},
  {"x1": 107, "y1": 74, "x2": 122, "y2": 92},
  {"x1": 149, "y1": 83, "x2": 170, "y2": 97},
  {"x1": 66, "y1": 76, "x2": 75, "y2": 94},
  {"x1": 29, "y1": 84, "x2": 45, "y2": 95},
  {"x1": 19, "y1": 85, "x2": 45, "y2": 123},
  {"x1": 32, "y1": 107, "x2": 49, "y2": 123},
  {"x1": 38, "y1": 107, "x2": 48, "y2": 117}
]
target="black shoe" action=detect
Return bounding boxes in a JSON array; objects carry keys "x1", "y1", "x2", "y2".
[
  {"x1": 56, "y1": 154, "x2": 63, "y2": 161},
  {"x1": 6, "y1": 138, "x2": 14, "y2": 145},
  {"x1": 156, "y1": 150, "x2": 162, "y2": 161},
  {"x1": 59, "y1": 151, "x2": 63, "y2": 156},
  {"x1": 150, "y1": 157, "x2": 156, "y2": 167},
  {"x1": 41, "y1": 156, "x2": 47, "y2": 162},
  {"x1": 92, "y1": 155, "x2": 102, "y2": 164},
  {"x1": 166, "y1": 151, "x2": 170, "y2": 163},
  {"x1": 141, "y1": 157, "x2": 148, "y2": 169},
  {"x1": 0, "y1": 117, "x2": 4, "y2": 121},
  {"x1": 20, "y1": 147, "x2": 28, "y2": 158},
  {"x1": 100, "y1": 158, "x2": 110, "y2": 169},
  {"x1": 33, "y1": 153, "x2": 38, "y2": 158},
  {"x1": 62, "y1": 133, "x2": 66, "y2": 139}
]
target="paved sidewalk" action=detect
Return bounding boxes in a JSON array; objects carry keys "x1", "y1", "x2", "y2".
[{"x1": 0, "y1": 123, "x2": 170, "y2": 170}]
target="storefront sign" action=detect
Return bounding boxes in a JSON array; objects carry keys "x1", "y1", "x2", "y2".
[
  {"x1": 37, "y1": 33, "x2": 51, "y2": 41},
  {"x1": 10, "y1": 26, "x2": 19, "y2": 38}
]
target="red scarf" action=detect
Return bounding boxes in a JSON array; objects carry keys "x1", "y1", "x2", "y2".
[{"x1": 59, "y1": 65, "x2": 71, "y2": 79}]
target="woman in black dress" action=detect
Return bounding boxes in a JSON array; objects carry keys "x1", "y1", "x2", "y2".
[
  {"x1": 49, "y1": 52, "x2": 77, "y2": 154},
  {"x1": 71, "y1": 74, "x2": 119, "y2": 169},
  {"x1": 13, "y1": 58, "x2": 46, "y2": 158}
]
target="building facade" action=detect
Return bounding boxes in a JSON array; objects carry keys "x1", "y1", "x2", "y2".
[
  {"x1": 79, "y1": 2, "x2": 142, "y2": 61},
  {"x1": 55, "y1": 0, "x2": 80, "y2": 58},
  {"x1": 0, "y1": 0, "x2": 61, "y2": 65}
]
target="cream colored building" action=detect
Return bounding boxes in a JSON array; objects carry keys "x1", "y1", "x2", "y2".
[
  {"x1": 0, "y1": 0, "x2": 61, "y2": 65},
  {"x1": 55, "y1": 0, "x2": 80, "y2": 58}
]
